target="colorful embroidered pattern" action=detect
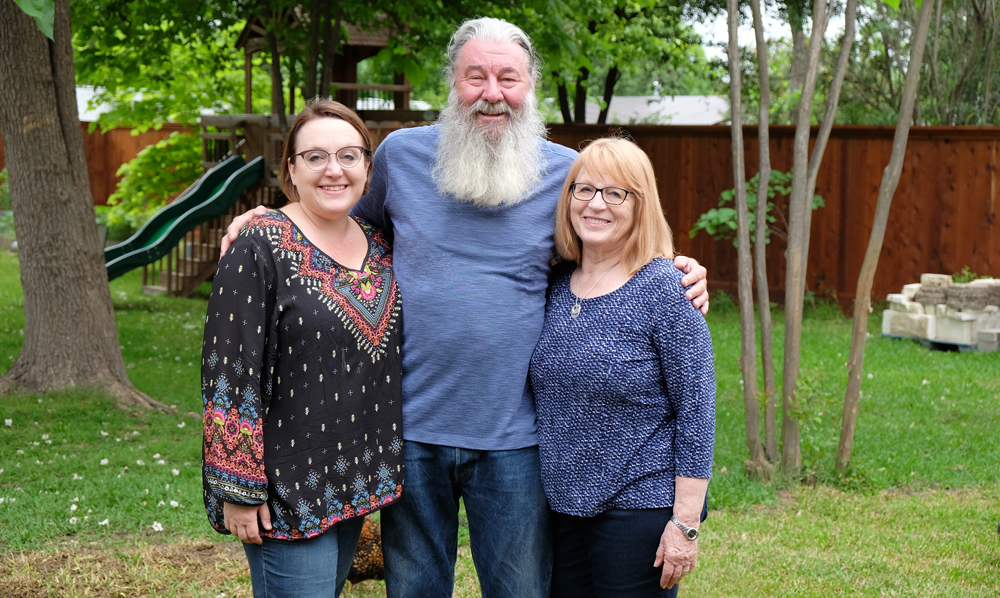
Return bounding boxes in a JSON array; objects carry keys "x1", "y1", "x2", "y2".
[{"x1": 260, "y1": 214, "x2": 399, "y2": 361}]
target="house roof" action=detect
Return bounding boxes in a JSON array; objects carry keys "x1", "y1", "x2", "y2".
[
  {"x1": 235, "y1": 12, "x2": 392, "y2": 54},
  {"x1": 584, "y1": 96, "x2": 728, "y2": 125}
]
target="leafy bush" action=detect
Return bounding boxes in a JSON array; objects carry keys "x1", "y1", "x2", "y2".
[
  {"x1": 952, "y1": 266, "x2": 992, "y2": 283},
  {"x1": 690, "y1": 170, "x2": 824, "y2": 247},
  {"x1": 104, "y1": 131, "x2": 202, "y2": 232},
  {"x1": 0, "y1": 168, "x2": 10, "y2": 211}
]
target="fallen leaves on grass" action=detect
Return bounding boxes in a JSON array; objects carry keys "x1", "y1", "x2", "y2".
[{"x1": 0, "y1": 538, "x2": 251, "y2": 598}]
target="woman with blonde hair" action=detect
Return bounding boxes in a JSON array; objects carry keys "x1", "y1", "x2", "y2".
[{"x1": 530, "y1": 137, "x2": 715, "y2": 597}]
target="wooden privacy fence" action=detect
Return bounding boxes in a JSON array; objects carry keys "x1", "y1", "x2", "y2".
[
  {"x1": 0, "y1": 122, "x2": 187, "y2": 206},
  {"x1": 548, "y1": 124, "x2": 1000, "y2": 303}
]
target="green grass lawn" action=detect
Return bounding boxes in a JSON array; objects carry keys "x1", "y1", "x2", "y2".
[{"x1": 0, "y1": 250, "x2": 998, "y2": 597}]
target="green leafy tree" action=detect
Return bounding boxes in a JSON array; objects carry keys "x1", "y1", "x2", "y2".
[{"x1": 104, "y1": 132, "x2": 203, "y2": 232}]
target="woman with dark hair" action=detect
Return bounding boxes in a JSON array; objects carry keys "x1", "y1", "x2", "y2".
[
  {"x1": 530, "y1": 138, "x2": 715, "y2": 598},
  {"x1": 201, "y1": 99, "x2": 403, "y2": 598}
]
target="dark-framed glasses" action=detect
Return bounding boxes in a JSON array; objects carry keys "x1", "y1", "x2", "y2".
[
  {"x1": 295, "y1": 147, "x2": 371, "y2": 171},
  {"x1": 570, "y1": 183, "x2": 632, "y2": 205}
]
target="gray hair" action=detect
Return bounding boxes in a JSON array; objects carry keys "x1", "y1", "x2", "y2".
[{"x1": 445, "y1": 18, "x2": 541, "y2": 85}]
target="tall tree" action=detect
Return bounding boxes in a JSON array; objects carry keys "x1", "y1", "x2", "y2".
[
  {"x1": 749, "y1": 0, "x2": 778, "y2": 462},
  {"x1": 0, "y1": 0, "x2": 170, "y2": 411},
  {"x1": 838, "y1": 0, "x2": 935, "y2": 472},
  {"x1": 728, "y1": 0, "x2": 768, "y2": 476},
  {"x1": 780, "y1": 0, "x2": 858, "y2": 473}
]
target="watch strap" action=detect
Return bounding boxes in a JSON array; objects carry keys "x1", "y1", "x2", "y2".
[{"x1": 670, "y1": 515, "x2": 699, "y2": 540}]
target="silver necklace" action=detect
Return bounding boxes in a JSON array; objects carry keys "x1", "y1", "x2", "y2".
[{"x1": 570, "y1": 262, "x2": 620, "y2": 319}]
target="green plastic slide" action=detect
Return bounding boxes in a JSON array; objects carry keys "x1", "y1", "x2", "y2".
[{"x1": 104, "y1": 155, "x2": 264, "y2": 281}]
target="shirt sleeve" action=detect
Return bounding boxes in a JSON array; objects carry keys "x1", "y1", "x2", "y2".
[
  {"x1": 201, "y1": 231, "x2": 276, "y2": 507},
  {"x1": 350, "y1": 139, "x2": 392, "y2": 239},
  {"x1": 654, "y1": 270, "x2": 716, "y2": 480}
]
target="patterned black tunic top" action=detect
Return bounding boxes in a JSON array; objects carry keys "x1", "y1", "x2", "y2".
[{"x1": 201, "y1": 211, "x2": 403, "y2": 540}]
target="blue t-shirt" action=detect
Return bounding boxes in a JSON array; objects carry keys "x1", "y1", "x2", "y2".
[
  {"x1": 351, "y1": 125, "x2": 578, "y2": 450},
  {"x1": 529, "y1": 259, "x2": 716, "y2": 517}
]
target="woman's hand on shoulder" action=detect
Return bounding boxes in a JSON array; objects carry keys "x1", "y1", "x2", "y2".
[
  {"x1": 220, "y1": 206, "x2": 274, "y2": 256},
  {"x1": 654, "y1": 518, "x2": 698, "y2": 589},
  {"x1": 673, "y1": 255, "x2": 709, "y2": 315},
  {"x1": 223, "y1": 501, "x2": 273, "y2": 545}
]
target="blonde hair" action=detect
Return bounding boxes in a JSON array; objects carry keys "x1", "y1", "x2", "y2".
[{"x1": 554, "y1": 137, "x2": 674, "y2": 275}]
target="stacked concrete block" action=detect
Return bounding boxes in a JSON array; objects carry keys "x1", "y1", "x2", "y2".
[
  {"x1": 881, "y1": 273, "x2": 1000, "y2": 351},
  {"x1": 978, "y1": 329, "x2": 1000, "y2": 352}
]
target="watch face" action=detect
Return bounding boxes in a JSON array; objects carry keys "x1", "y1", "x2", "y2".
[{"x1": 686, "y1": 529, "x2": 698, "y2": 540}]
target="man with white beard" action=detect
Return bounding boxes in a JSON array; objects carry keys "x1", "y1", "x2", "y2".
[{"x1": 222, "y1": 17, "x2": 708, "y2": 598}]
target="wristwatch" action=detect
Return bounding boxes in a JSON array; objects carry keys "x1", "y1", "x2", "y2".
[{"x1": 670, "y1": 516, "x2": 699, "y2": 540}]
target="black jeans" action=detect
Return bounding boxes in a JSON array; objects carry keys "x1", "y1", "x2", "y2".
[{"x1": 551, "y1": 499, "x2": 708, "y2": 598}]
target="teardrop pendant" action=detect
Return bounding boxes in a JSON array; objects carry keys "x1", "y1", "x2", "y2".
[{"x1": 570, "y1": 302, "x2": 581, "y2": 318}]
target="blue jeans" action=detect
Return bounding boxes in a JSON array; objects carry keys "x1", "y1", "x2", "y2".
[
  {"x1": 242, "y1": 516, "x2": 366, "y2": 598},
  {"x1": 381, "y1": 440, "x2": 552, "y2": 598}
]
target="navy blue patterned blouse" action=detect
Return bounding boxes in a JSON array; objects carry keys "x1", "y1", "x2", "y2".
[{"x1": 529, "y1": 258, "x2": 715, "y2": 517}]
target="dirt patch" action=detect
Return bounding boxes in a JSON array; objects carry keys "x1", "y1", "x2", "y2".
[{"x1": 0, "y1": 538, "x2": 249, "y2": 598}]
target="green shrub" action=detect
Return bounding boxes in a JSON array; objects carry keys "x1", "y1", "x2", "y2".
[
  {"x1": 104, "y1": 132, "x2": 202, "y2": 232},
  {"x1": 690, "y1": 170, "x2": 824, "y2": 247},
  {"x1": 0, "y1": 168, "x2": 10, "y2": 211},
  {"x1": 952, "y1": 266, "x2": 992, "y2": 283}
]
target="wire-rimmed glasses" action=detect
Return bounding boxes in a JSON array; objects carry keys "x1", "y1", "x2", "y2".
[
  {"x1": 569, "y1": 183, "x2": 632, "y2": 205},
  {"x1": 294, "y1": 147, "x2": 371, "y2": 171}
]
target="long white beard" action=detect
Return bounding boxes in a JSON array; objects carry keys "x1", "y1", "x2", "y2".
[{"x1": 432, "y1": 90, "x2": 547, "y2": 208}]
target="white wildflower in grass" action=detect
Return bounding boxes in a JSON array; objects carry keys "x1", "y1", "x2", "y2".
[
  {"x1": 156, "y1": 460, "x2": 165, "y2": 465},
  {"x1": 72, "y1": 473, "x2": 82, "y2": 480},
  {"x1": 922, "y1": 379, "x2": 930, "y2": 385},
  {"x1": 70, "y1": 504, "x2": 77, "y2": 512},
  {"x1": 116, "y1": 438, "x2": 121, "y2": 442},
  {"x1": 151, "y1": 521, "x2": 163, "y2": 532},
  {"x1": 867, "y1": 373, "x2": 874, "y2": 379},
  {"x1": 4, "y1": 419, "x2": 11, "y2": 427},
  {"x1": 170, "y1": 500, "x2": 179, "y2": 508},
  {"x1": 165, "y1": 484, "x2": 169, "y2": 490},
  {"x1": 136, "y1": 460, "x2": 144, "y2": 466},
  {"x1": 98, "y1": 519, "x2": 109, "y2": 526},
  {"x1": 72, "y1": 497, "x2": 79, "y2": 502},
  {"x1": 100, "y1": 459, "x2": 108, "y2": 465},
  {"x1": 41, "y1": 434, "x2": 48, "y2": 440},
  {"x1": 0, "y1": 498, "x2": 5, "y2": 504},
  {"x1": 152, "y1": 453, "x2": 160, "y2": 459},
  {"x1": 100, "y1": 431, "x2": 108, "y2": 437},
  {"x1": 176, "y1": 421, "x2": 186, "y2": 429},
  {"x1": 144, "y1": 489, "x2": 149, "y2": 494},
  {"x1": 171, "y1": 469, "x2": 180, "y2": 476},
  {"x1": 69, "y1": 517, "x2": 78, "y2": 524},
  {"x1": 132, "y1": 431, "x2": 140, "y2": 436},
  {"x1": 157, "y1": 501, "x2": 165, "y2": 507},
  {"x1": 15, "y1": 450, "x2": 23, "y2": 455}
]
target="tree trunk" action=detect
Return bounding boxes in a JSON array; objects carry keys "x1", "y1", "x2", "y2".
[
  {"x1": 574, "y1": 67, "x2": 589, "y2": 124},
  {"x1": 788, "y1": 3, "x2": 808, "y2": 99},
  {"x1": 262, "y1": 3, "x2": 287, "y2": 132},
  {"x1": 319, "y1": 2, "x2": 343, "y2": 99},
  {"x1": 750, "y1": 0, "x2": 777, "y2": 463},
  {"x1": 729, "y1": 0, "x2": 768, "y2": 477},
  {"x1": 781, "y1": 0, "x2": 827, "y2": 474},
  {"x1": 598, "y1": 66, "x2": 619, "y2": 124},
  {"x1": 556, "y1": 79, "x2": 573, "y2": 124},
  {"x1": 0, "y1": 0, "x2": 171, "y2": 412},
  {"x1": 806, "y1": 0, "x2": 860, "y2": 196},
  {"x1": 837, "y1": 0, "x2": 935, "y2": 473},
  {"x1": 304, "y1": 0, "x2": 321, "y2": 100}
]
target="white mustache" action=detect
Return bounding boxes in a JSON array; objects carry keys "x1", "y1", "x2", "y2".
[{"x1": 471, "y1": 100, "x2": 513, "y2": 116}]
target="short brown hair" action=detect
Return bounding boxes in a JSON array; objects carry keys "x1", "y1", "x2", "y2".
[
  {"x1": 279, "y1": 99, "x2": 374, "y2": 202},
  {"x1": 554, "y1": 137, "x2": 674, "y2": 275}
]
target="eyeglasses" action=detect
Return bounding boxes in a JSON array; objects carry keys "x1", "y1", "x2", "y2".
[
  {"x1": 294, "y1": 147, "x2": 371, "y2": 171},
  {"x1": 570, "y1": 183, "x2": 632, "y2": 205}
]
